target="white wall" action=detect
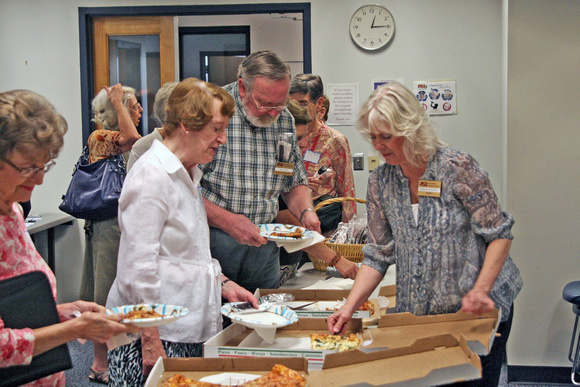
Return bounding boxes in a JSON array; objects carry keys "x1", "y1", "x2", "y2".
[
  {"x1": 0, "y1": 0, "x2": 576, "y2": 369},
  {"x1": 507, "y1": 0, "x2": 580, "y2": 366}
]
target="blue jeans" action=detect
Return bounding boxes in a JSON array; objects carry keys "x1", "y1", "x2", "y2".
[{"x1": 209, "y1": 227, "x2": 280, "y2": 293}]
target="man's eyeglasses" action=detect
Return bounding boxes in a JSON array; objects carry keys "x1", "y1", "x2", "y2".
[
  {"x1": 251, "y1": 94, "x2": 287, "y2": 112},
  {"x1": 131, "y1": 102, "x2": 142, "y2": 112},
  {"x1": 1, "y1": 157, "x2": 56, "y2": 177},
  {"x1": 298, "y1": 100, "x2": 314, "y2": 108}
]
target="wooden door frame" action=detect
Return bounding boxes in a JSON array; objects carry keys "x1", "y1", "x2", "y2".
[{"x1": 79, "y1": 3, "x2": 312, "y2": 145}]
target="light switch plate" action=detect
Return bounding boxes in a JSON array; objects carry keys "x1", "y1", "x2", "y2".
[
  {"x1": 353, "y1": 153, "x2": 364, "y2": 170},
  {"x1": 369, "y1": 156, "x2": 379, "y2": 171}
]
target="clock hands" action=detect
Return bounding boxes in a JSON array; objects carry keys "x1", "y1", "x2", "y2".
[{"x1": 371, "y1": 15, "x2": 389, "y2": 29}]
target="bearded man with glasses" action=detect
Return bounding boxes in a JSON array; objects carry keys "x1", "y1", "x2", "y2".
[{"x1": 199, "y1": 51, "x2": 321, "y2": 293}]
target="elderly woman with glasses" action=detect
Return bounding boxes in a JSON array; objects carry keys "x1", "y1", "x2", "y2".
[
  {"x1": 0, "y1": 89, "x2": 138, "y2": 386},
  {"x1": 79, "y1": 83, "x2": 142, "y2": 383}
]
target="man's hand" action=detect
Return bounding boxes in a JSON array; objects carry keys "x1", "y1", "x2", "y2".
[
  {"x1": 223, "y1": 214, "x2": 268, "y2": 247},
  {"x1": 301, "y1": 210, "x2": 321, "y2": 234}
]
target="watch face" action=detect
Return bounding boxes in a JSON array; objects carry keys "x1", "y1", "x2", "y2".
[{"x1": 349, "y1": 4, "x2": 395, "y2": 51}]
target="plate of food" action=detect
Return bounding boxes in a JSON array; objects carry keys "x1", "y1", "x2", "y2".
[
  {"x1": 259, "y1": 223, "x2": 313, "y2": 242},
  {"x1": 221, "y1": 304, "x2": 298, "y2": 330},
  {"x1": 107, "y1": 304, "x2": 189, "y2": 328}
]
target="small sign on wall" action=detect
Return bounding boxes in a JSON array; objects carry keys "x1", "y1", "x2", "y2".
[
  {"x1": 413, "y1": 80, "x2": 457, "y2": 115},
  {"x1": 327, "y1": 83, "x2": 359, "y2": 126}
]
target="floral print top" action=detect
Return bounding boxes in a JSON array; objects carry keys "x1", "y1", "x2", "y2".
[
  {"x1": 88, "y1": 129, "x2": 123, "y2": 163},
  {"x1": 300, "y1": 123, "x2": 357, "y2": 222},
  {"x1": 0, "y1": 203, "x2": 64, "y2": 386},
  {"x1": 362, "y1": 147, "x2": 523, "y2": 322}
]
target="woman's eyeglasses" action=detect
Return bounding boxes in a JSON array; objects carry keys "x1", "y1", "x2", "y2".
[
  {"x1": 251, "y1": 94, "x2": 287, "y2": 112},
  {"x1": 131, "y1": 102, "x2": 142, "y2": 112},
  {"x1": 1, "y1": 157, "x2": 56, "y2": 177}
]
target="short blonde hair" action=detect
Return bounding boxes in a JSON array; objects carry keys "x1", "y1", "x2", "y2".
[
  {"x1": 91, "y1": 85, "x2": 136, "y2": 131},
  {"x1": 0, "y1": 89, "x2": 67, "y2": 160},
  {"x1": 164, "y1": 78, "x2": 235, "y2": 135},
  {"x1": 357, "y1": 82, "x2": 445, "y2": 167}
]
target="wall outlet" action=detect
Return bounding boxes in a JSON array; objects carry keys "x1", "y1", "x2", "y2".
[
  {"x1": 369, "y1": 156, "x2": 379, "y2": 171},
  {"x1": 353, "y1": 153, "x2": 364, "y2": 170}
]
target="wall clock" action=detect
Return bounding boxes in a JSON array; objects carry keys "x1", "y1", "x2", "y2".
[{"x1": 349, "y1": 4, "x2": 395, "y2": 51}]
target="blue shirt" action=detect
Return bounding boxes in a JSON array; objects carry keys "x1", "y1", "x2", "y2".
[
  {"x1": 200, "y1": 81, "x2": 308, "y2": 224},
  {"x1": 363, "y1": 147, "x2": 522, "y2": 321}
]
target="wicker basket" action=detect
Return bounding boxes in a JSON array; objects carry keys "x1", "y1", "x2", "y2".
[{"x1": 308, "y1": 197, "x2": 366, "y2": 271}]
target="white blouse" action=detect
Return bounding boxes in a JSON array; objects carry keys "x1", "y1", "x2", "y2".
[{"x1": 107, "y1": 140, "x2": 222, "y2": 343}]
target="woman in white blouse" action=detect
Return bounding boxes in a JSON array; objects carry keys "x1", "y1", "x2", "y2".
[{"x1": 106, "y1": 78, "x2": 258, "y2": 386}]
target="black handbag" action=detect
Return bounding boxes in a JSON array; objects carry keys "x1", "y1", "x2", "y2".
[
  {"x1": 59, "y1": 146, "x2": 126, "y2": 221},
  {"x1": 0, "y1": 271, "x2": 72, "y2": 386}
]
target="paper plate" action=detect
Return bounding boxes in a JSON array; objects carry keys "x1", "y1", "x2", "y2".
[
  {"x1": 259, "y1": 223, "x2": 313, "y2": 243},
  {"x1": 199, "y1": 373, "x2": 260, "y2": 386},
  {"x1": 221, "y1": 304, "x2": 298, "y2": 330},
  {"x1": 107, "y1": 304, "x2": 189, "y2": 328}
]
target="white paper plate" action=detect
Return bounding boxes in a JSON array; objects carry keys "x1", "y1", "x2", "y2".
[
  {"x1": 221, "y1": 304, "x2": 298, "y2": 329},
  {"x1": 199, "y1": 372, "x2": 260, "y2": 386},
  {"x1": 107, "y1": 304, "x2": 189, "y2": 328},
  {"x1": 259, "y1": 223, "x2": 313, "y2": 243}
]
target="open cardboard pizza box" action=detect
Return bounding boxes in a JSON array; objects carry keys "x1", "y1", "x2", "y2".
[
  {"x1": 308, "y1": 333, "x2": 482, "y2": 386},
  {"x1": 205, "y1": 308, "x2": 498, "y2": 371},
  {"x1": 374, "y1": 308, "x2": 501, "y2": 356},
  {"x1": 257, "y1": 285, "x2": 396, "y2": 320},
  {"x1": 145, "y1": 357, "x2": 308, "y2": 387},
  {"x1": 149, "y1": 335, "x2": 480, "y2": 387},
  {"x1": 204, "y1": 318, "x2": 364, "y2": 371}
]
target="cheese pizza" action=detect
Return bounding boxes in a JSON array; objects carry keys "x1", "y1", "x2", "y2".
[
  {"x1": 162, "y1": 373, "x2": 219, "y2": 386},
  {"x1": 310, "y1": 333, "x2": 362, "y2": 352}
]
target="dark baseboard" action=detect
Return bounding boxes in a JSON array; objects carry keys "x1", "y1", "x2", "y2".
[{"x1": 509, "y1": 365, "x2": 573, "y2": 384}]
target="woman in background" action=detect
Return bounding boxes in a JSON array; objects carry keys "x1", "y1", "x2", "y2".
[
  {"x1": 80, "y1": 83, "x2": 141, "y2": 383},
  {"x1": 328, "y1": 82, "x2": 523, "y2": 386},
  {"x1": 107, "y1": 78, "x2": 258, "y2": 386},
  {"x1": 0, "y1": 89, "x2": 138, "y2": 386}
]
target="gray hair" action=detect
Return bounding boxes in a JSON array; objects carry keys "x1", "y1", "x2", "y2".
[
  {"x1": 91, "y1": 85, "x2": 136, "y2": 131},
  {"x1": 153, "y1": 82, "x2": 178, "y2": 126},
  {"x1": 289, "y1": 74, "x2": 324, "y2": 102},
  {"x1": 0, "y1": 89, "x2": 67, "y2": 160},
  {"x1": 237, "y1": 51, "x2": 291, "y2": 92},
  {"x1": 357, "y1": 82, "x2": 445, "y2": 167}
]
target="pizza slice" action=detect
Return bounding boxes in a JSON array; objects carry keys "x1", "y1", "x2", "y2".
[
  {"x1": 162, "y1": 373, "x2": 220, "y2": 387},
  {"x1": 241, "y1": 364, "x2": 305, "y2": 386},
  {"x1": 310, "y1": 333, "x2": 362, "y2": 352}
]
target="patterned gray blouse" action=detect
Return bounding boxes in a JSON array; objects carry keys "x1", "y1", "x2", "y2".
[{"x1": 362, "y1": 147, "x2": 522, "y2": 321}]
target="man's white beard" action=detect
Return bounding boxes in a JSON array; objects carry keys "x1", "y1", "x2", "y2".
[{"x1": 242, "y1": 97, "x2": 280, "y2": 127}]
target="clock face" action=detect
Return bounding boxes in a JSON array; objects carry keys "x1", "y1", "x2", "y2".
[{"x1": 349, "y1": 4, "x2": 395, "y2": 51}]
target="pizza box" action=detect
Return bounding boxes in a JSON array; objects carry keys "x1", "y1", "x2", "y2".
[
  {"x1": 308, "y1": 333, "x2": 482, "y2": 386},
  {"x1": 204, "y1": 318, "x2": 364, "y2": 370},
  {"x1": 144, "y1": 356, "x2": 308, "y2": 387},
  {"x1": 374, "y1": 308, "x2": 501, "y2": 356},
  {"x1": 257, "y1": 285, "x2": 396, "y2": 319}
]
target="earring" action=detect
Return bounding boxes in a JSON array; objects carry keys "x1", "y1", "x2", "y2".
[{"x1": 186, "y1": 130, "x2": 190, "y2": 134}]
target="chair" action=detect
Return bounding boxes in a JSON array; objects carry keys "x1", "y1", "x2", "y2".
[{"x1": 562, "y1": 280, "x2": 580, "y2": 385}]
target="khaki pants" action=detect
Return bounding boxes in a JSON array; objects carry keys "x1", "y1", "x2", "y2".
[{"x1": 79, "y1": 217, "x2": 120, "y2": 306}]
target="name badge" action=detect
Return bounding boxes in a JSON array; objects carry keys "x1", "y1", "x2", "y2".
[
  {"x1": 274, "y1": 161, "x2": 294, "y2": 176},
  {"x1": 418, "y1": 180, "x2": 442, "y2": 197},
  {"x1": 303, "y1": 150, "x2": 321, "y2": 164}
]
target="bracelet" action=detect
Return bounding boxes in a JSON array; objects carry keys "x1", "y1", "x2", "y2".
[
  {"x1": 329, "y1": 252, "x2": 342, "y2": 268},
  {"x1": 222, "y1": 279, "x2": 232, "y2": 286},
  {"x1": 299, "y1": 207, "x2": 314, "y2": 223}
]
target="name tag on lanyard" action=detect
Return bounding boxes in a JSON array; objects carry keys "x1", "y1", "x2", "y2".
[{"x1": 418, "y1": 180, "x2": 442, "y2": 197}]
